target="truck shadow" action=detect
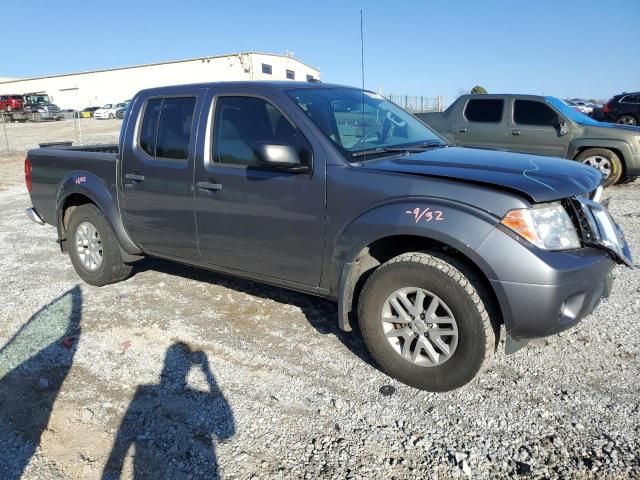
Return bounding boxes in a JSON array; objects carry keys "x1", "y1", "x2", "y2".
[
  {"x1": 131, "y1": 258, "x2": 379, "y2": 372},
  {"x1": 102, "y1": 342, "x2": 234, "y2": 480},
  {"x1": 0, "y1": 286, "x2": 82, "y2": 480}
]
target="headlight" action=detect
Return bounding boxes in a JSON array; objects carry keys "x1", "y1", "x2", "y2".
[{"x1": 501, "y1": 202, "x2": 581, "y2": 250}]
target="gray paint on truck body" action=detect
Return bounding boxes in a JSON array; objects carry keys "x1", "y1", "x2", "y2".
[{"x1": 26, "y1": 82, "x2": 624, "y2": 342}]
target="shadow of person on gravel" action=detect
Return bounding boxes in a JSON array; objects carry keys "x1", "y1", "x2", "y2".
[
  {"x1": 102, "y1": 342, "x2": 235, "y2": 480},
  {"x1": 131, "y1": 257, "x2": 379, "y2": 372},
  {"x1": 0, "y1": 286, "x2": 83, "y2": 480}
]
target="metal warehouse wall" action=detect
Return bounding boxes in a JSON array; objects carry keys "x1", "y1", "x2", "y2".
[{"x1": 0, "y1": 53, "x2": 320, "y2": 110}]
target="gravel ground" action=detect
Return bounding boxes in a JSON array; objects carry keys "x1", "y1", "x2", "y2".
[{"x1": 0, "y1": 126, "x2": 639, "y2": 479}]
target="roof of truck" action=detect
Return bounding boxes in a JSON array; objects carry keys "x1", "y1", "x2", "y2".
[{"x1": 136, "y1": 81, "x2": 357, "y2": 94}]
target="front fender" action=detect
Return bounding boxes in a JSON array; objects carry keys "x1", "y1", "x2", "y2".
[
  {"x1": 56, "y1": 171, "x2": 141, "y2": 255},
  {"x1": 329, "y1": 198, "x2": 501, "y2": 330}
]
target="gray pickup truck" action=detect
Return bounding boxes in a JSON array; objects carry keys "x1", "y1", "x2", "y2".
[
  {"x1": 416, "y1": 94, "x2": 640, "y2": 187},
  {"x1": 25, "y1": 82, "x2": 632, "y2": 391}
]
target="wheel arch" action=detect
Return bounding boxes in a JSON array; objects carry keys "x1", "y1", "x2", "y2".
[
  {"x1": 56, "y1": 173, "x2": 141, "y2": 256},
  {"x1": 337, "y1": 233, "x2": 503, "y2": 333},
  {"x1": 571, "y1": 141, "x2": 631, "y2": 176}
]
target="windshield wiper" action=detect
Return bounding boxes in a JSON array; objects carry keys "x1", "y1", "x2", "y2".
[{"x1": 351, "y1": 141, "x2": 447, "y2": 158}]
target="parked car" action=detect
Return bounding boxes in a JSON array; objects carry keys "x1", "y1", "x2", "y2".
[
  {"x1": 567, "y1": 98, "x2": 601, "y2": 116},
  {"x1": 24, "y1": 82, "x2": 633, "y2": 392},
  {"x1": 76, "y1": 107, "x2": 100, "y2": 118},
  {"x1": 93, "y1": 103, "x2": 120, "y2": 119},
  {"x1": 115, "y1": 106, "x2": 127, "y2": 119},
  {"x1": 602, "y1": 92, "x2": 640, "y2": 126},
  {"x1": 417, "y1": 94, "x2": 640, "y2": 187},
  {"x1": 0, "y1": 94, "x2": 24, "y2": 112}
]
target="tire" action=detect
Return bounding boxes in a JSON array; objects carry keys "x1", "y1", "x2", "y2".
[
  {"x1": 32, "y1": 112, "x2": 42, "y2": 123},
  {"x1": 6, "y1": 106, "x2": 11, "y2": 112},
  {"x1": 616, "y1": 115, "x2": 637, "y2": 126},
  {"x1": 67, "y1": 204, "x2": 133, "y2": 286},
  {"x1": 108, "y1": 113, "x2": 114, "y2": 119},
  {"x1": 358, "y1": 252, "x2": 497, "y2": 392},
  {"x1": 576, "y1": 148, "x2": 623, "y2": 187}
]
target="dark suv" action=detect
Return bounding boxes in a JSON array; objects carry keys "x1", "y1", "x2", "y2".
[
  {"x1": 603, "y1": 92, "x2": 640, "y2": 126},
  {"x1": 0, "y1": 94, "x2": 24, "y2": 112}
]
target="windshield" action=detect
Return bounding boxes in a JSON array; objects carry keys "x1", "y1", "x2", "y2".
[
  {"x1": 102, "y1": 104, "x2": 113, "y2": 109},
  {"x1": 546, "y1": 96, "x2": 601, "y2": 126},
  {"x1": 25, "y1": 95, "x2": 50, "y2": 104},
  {"x1": 287, "y1": 87, "x2": 444, "y2": 158}
]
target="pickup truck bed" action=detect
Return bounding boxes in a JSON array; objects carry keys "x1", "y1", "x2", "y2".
[{"x1": 29, "y1": 145, "x2": 119, "y2": 230}]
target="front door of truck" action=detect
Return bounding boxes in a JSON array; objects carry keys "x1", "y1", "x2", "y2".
[
  {"x1": 120, "y1": 88, "x2": 204, "y2": 259},
  {"x1": 453, "y1": 97, "x2": 508, "y2": 150},
  {"x1": 507, "y1": 99, "x2": 571, "y2": 158},
  {"x1": 194, "y1": 89, "x2": 325, "y2": 286}
]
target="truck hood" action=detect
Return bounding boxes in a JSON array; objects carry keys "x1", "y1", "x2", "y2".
[{"x1": 362, "y1": 146, "x2": 602, "y2": 203}]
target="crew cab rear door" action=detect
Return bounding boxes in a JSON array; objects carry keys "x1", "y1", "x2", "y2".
[
  {"x1": 453, "y1": 96, "x2": 508, "y2": 149},
  {"x1": 507, "y1": 98, "x2": 570, "y2": 157},
  {"x1": 193, "y1": 86, "x2": 326, "y2": 286},
  {"x1": 120, "y1": 87, "x2": 205, "y2": 259}
]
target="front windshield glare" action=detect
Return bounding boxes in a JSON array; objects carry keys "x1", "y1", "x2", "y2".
[{"x1": 287, "y1": 87, "x2": 443, "y2": 157}]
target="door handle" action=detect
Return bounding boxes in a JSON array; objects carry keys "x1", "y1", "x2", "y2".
[
  {"x1": 458, "y1": 128, "x2": 467, "y2": 133},
  {"x1": 197, "y1": 181, "x2": 223, "y2": 191},
  {"x1": 511, "y1": 129, "x2": 521, "y2": 136},
  {"x1": 125, "y1": 173, "x2": 145, "y2": 181}
]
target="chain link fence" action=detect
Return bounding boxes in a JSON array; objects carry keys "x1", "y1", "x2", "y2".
[
  {"x1": 1, "y1": 111, "x2": 121, "y2": 156},
  {"x1": 383, "y1": 94, "x2": 446, "y2": 113}
]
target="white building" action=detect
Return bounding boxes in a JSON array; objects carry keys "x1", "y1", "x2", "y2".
[{"x1": 0, "y1": 52, "x2": 320, "y2": 110}]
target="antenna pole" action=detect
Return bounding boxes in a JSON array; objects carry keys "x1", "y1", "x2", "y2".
[{"x1": 360, "y1": 9, "x2": 365, "y2": 160}]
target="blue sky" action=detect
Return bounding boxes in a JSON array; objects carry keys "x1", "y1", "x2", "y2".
[{"x1": 3, "y1": 0, "x2": 638, "y2": 103}]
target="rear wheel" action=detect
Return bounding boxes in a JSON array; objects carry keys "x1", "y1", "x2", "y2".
[
  {"x1": 67, "y1": 204, "x2": 132, "y2": 286},
  {"x1": 358, "y1": 252, "x2": 498, "y2": 392},
  {"x1": 616, "y1": 115, "x2": 637, "y2": 126},
  {"x1": 576, "y1": 148, "x2": 623, "y2": 187}
]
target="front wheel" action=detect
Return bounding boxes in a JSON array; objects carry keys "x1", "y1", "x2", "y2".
[
  {"x1": 576, "y1": 148, "x2": 623, "y2": 187},
  {"x1": 358, "y1": 252, "x2": 498, "y2": 392},
  {"x1": 67, "y1": 204, "x2": 133, "y2": 286},
  {"x1": 108, "y1": 113, "x2": 114, "y2": 119}
]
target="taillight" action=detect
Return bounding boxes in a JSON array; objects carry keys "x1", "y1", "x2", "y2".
[
  {"x1": 603, "y1": 100, "x2": 612, "y2": 113},
  {"x1": 25, "y1": 158, "x2": 32, "y2": 192}
]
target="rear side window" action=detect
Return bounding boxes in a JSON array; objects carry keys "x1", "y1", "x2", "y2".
[
  {"x1": 464, "y1": 99, "x2": 504, "y2": 123},
  {"x1": 513, "y1": 100, "x2": 558, "y2": 126},
  {"x1": 621, "y1": 95, "x2": 640, "y2": 104},
  {"x1": 156, "y1": 97, "x2": 196, "y2": 160},
  {"x1": 138, "y1": 97, "x2": 196, "y2": 161}
]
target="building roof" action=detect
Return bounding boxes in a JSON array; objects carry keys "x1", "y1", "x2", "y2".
[{"x1": 0, "y1": 52, "x2": 319, "y2": 85}]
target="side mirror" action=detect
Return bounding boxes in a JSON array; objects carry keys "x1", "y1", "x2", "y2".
[
  {"x1": 557, "y1": 120, "x2": 568, "y2": 136},
  {"x1": 256, "y1": 144, "x2": 308, "y2": 172}
]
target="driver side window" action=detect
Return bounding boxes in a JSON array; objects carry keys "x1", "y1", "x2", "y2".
[{"x1": 212, "y1": 96, "x2": 311, "y2": 167}]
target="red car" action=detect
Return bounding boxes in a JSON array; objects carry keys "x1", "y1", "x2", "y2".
[{"x1": 0, "y1": 94, "x2": 24, "y2": 112}]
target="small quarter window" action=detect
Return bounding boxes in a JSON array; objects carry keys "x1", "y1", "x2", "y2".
[
  {"x1": 261, "y1": 63, "x2": 272, "y2": 75},
  {"x1": 464, "y1": 99, "x2": 504, "y2": 123},
  {"x1": 286, "y1": 69, "x2": 295, "y2": 80},
  {"x1": 306, "y1": 75, "x2": 315, "y2": 82}
]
